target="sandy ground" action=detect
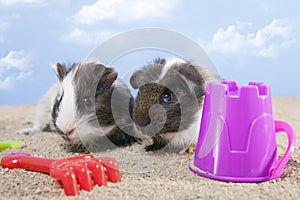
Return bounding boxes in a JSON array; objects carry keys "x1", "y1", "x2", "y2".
[{"x1": 0, "y1": 97, "x2": 300, "y2": 200}]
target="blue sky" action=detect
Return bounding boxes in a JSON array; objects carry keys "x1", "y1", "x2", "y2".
[{"x1": 0, "y1": 0, "x2": 299, "y2": 105}]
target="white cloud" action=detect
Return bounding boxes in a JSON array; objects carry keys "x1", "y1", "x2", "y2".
[
  {"x1": 0, "y1": 50, "x2": 32, "y2": 90},
  {"x1": 204, "y1": 19, "x2": 296, "y2": 58},
  {"x1": 0, "y1": 0, "x2": 41, "y2": 6},
  {"x1": 62, "y1": 28, "x2": 116, "y2": 46},
  {"x1": 73, "y1": 0, "x2": 178, "y2": 24}
]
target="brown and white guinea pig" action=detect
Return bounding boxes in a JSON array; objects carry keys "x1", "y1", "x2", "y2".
[
  {"x1": 18, "y1": 61, "x2": 139, "y2": 151},
  {"x1": 130, "y1": 58, "x2": 221, "y2": 153}
]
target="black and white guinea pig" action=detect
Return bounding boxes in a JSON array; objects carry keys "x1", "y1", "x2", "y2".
[
  {"x1": 18, "y1": 61, "x2": 139, "y2": 152},
  {"x1": 130, "y1": 58, "x2": 221, "y2": 153}
]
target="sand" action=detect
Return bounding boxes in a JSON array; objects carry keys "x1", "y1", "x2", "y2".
[{"x1": 0, "y1": 98, "x2": 300, "y2": 200}]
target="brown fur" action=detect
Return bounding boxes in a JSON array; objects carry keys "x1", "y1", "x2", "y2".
[{"x1": 130, "y1": 58, "x2": 221, "y2": 152}]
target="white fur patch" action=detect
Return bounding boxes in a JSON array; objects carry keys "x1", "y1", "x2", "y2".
[
  {"x1": 168, "y1": 110, "x2": 203, "y2": 152},
  {"x1": 55, "y1": 69, "x2": 77, "y2": 135},
  {"x1": 70, "y1": 113, "x2": 116, "y2": 143},
  {"x1": 158, "y1": 58, "x2": 186, "y2": 81}
]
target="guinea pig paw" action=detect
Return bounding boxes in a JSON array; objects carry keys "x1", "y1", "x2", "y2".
[
  {"x1": 145, "y1": 137, "x2": 169, "y2": 152},
  {"x1": 186, "y1": 144, "x2": 196, "y2": 154},
  {"x1": 16, "y1": 127, "x2": 38, "y2": 135},
  {"x1": 145, "y1": 144, "x2": 155, "y2": 151},
  {"x1": 145, "y1": 143, "x2": 165, "y2": 152},
  {"x1": 124, "y1": 135, "x2": 143, "y2": 146}
]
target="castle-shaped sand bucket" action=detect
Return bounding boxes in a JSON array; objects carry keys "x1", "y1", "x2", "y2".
[{"x1": 189, "y1": 81, "x2": 296, "y2": 182}]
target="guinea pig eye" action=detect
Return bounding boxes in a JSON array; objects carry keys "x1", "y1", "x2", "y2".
[
  {"x1": 161, "y1": 90, "x2": 172, "y2": 103},
  {"x1": 83, "y1": 97, "x2": 94, "y2": 107}
]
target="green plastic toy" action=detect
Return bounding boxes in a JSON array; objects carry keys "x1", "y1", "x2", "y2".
[{"x1": 0, "y1": 141, "x2": 24, "y2": 152}]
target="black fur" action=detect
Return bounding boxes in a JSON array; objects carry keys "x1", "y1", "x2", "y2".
[
  {"x1": 55, "y1": 63, "x2": 77, "y2": 81},
  {"x1": 51, "y1": 91, "x2": 71, "y2": 141}
]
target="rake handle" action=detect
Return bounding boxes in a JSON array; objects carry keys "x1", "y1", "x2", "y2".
[{"x1": 1, "y1": 152, "x2": 55, "y2": 173}]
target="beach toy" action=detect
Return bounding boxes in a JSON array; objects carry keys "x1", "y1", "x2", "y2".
[
  {"x1": 190, "y1": 80, "x2": 296, "y2": 182},
  {"x1": 1, "y1": 152, "x2": 120, "y2": 196},
  {"x1": 0, "y1": 141, "x2": 24, "y2": 152}
]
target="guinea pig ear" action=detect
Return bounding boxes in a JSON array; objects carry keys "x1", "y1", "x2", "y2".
[
  {"x1": 99, "y1": 67, "x2": 118, "y2": 86},
  {"x1": 130, "y1": 70, "x2": 143, "y2": 89},
  {"x1": 177, "y1": 63, "x2": 206, "y2": 98},
  {"x1": 53, "y1": 63, "x2": 70, "y2": 81}
]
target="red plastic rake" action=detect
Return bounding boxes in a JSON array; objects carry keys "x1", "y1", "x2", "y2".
[{"x1": 1, "y1": 152, "x2": 120, "y2": 196}]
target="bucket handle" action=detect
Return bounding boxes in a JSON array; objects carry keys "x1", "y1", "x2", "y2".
[{"x1": 271, "y1": 120, "x2": 296, "y2": 177}]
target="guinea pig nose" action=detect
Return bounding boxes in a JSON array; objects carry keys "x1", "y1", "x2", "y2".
[{"x1": 65, "y1": 128, "x2": 75, "y2": 135}]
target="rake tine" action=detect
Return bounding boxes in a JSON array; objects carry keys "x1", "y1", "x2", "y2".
[
  {"x1": 50, "y1": 167, "x2": 79, "y2": 196},
  {"x1": 68, "y1": 164, "x2": 93, "y2": 192},
  {"x1": 84, "y1": 160, "x2": 107, "y2": 187},
  {"x1": 97, "y1": 157, "x2": 120, "y2": 183}
]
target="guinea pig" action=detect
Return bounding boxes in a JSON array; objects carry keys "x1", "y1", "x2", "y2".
[
  {"x1": 130, "y1": 58, "x2": 221, "y2": 153},
  {"x1": 18, "y1": 61, "x2": 139, "y2": 152}
]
